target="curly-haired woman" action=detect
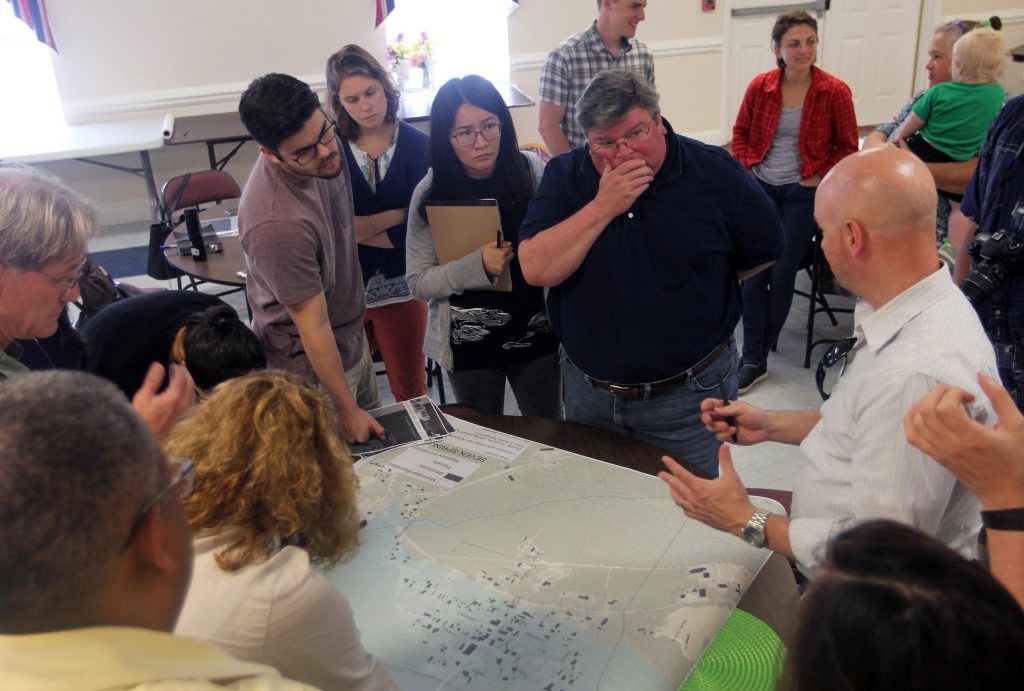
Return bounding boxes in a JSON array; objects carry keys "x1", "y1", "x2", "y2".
[{"x1": 170, "y1": 371, "x2": 396, "y2": 690}]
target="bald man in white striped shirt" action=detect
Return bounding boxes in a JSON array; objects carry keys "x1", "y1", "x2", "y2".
[{"x1": 660, "y1": 147, "x2": 998, "y2": 577}]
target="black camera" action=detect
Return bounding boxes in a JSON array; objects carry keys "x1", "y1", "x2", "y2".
[{"x1": 961, "y1": 230, "x2": 1024, "y2": 307}]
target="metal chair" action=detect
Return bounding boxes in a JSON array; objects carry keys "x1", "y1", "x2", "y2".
[{"x1": 794, "y1": 230, "x2": 855, "y2": 368}]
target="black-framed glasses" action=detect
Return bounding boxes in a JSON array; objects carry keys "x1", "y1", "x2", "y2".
[
  {"x1": 589, "y1": 119, "x2": 654, "y2": 154},
  {"x1": 123, "y1": 457, "x2": 195, "y2": 547},
  {"x1": 451, "y1": 122, "x2": 501, "y2": 147},
  {"x1": 280, "y1": 111, "x2": 339, "y2": 165},
  {"x1": 815, "y1": 337, "x2": 857, "y2": 401}
]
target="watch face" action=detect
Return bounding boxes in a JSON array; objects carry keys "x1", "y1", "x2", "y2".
[{"x1": 743, "y1": 512, "x2": 767, "y2": 547}]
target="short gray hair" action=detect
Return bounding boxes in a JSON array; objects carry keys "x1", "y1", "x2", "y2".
[
  {"x1": 0, "y1": 164, "x2": 95, "y2": 271},
  {"x1": 576, "y1": 70, "x2": 661, "y2": 133},
  {"x1": 0, "y1": 371, "x2": 163, "y2": 632}
]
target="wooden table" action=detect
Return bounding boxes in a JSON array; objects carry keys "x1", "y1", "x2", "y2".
[
  {"x1": 443, "y1": 412, "x2": 800, "y2": 643},
  {"x1": 163, "y1": 233, "x2": 246, "y2": 289},
  {"x1": 163, "y1": 202, "x2": 249, "y2": 315}
]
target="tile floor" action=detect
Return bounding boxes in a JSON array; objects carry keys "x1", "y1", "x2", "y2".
[{"x1": 93, "y1": 221, "x2": 857, "y2": 493}]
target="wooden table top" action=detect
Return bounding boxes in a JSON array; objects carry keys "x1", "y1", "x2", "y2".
[{"x1": 164, "y1": 201, "x2": 245, "y2": 288}]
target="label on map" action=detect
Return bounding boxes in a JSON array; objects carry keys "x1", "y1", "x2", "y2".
[{"x1": 387, "y1": 444, "x2": 483, "y2": 490}]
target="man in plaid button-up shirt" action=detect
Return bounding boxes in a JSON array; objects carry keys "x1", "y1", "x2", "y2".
[{"x1": 538, "y1": 0, "x2": 654, "y2": 156}]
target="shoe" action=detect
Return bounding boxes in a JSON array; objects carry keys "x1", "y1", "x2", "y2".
[{"x1": 737, "y1": 362, "x2": 769, "y2": 394}]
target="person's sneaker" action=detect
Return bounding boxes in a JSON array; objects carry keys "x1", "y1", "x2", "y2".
[{"x1": 737, "y1": 362, "x2": 769, "y2": 394}]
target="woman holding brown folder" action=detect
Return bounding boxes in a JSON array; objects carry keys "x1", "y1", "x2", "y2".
[{"x1": 406, "y1": 75, "x2": 559, "y2": 417}]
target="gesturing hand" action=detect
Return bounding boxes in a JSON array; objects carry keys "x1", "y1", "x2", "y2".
[
  {"x1": 659, "y1": 446, "x2": 756, "y2": 537},
  {"x1": 132, "y1": 362, "x2": 197, "y2": 437}
]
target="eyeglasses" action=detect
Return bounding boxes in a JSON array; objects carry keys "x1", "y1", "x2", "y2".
[
  {"x1": 123, "y1": 457, "x2": 195, "y2": 547},
  {"x1": 281, "y1": 112, "x2": 339, "y2": 165},
  {"x1": 451, "y1": 122, "x2": 501, "y2": 147},
  {"x1": 589, "y1": 119, "x2": 654, "y2": 154},
  {"x1": 40, "y1": 259, "x2": 87, "y2": 300},
  {"x1": 815, "y1": 336, "x2": 858, "y2": 401}
]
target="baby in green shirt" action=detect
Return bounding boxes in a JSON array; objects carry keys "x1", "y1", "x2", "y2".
[{"x1": 892, "y1": 27, "x2": 1006, "y2": 203}]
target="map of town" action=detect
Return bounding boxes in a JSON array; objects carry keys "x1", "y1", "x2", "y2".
[{"x1": 332, "y1": 417, "x2": 777, "y2": 690}]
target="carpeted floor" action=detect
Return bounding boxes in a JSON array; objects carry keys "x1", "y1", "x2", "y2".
[{"x1": 89, "y1": 245, "x2": 148, "y2": 279}]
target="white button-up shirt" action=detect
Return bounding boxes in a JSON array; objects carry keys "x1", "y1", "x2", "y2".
[{"x1": 791, "y1": 265, "x2": 998, "y2": 574}]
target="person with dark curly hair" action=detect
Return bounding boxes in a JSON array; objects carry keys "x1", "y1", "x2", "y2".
[{"x1": 170, "y1": 370, "x2": 396, "y2": 690}]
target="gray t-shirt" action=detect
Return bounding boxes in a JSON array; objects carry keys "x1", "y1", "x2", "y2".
[
  {"x1": 753, "y1": 106, "x2": 803, "y2": 186},
  {"x1": 239, "y1": 155, "x2": 365, "y2": 380}
]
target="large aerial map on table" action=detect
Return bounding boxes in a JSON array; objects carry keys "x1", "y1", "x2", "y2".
[{"x1": 331, "y1": 417, "x2": 777, "y2": 690}]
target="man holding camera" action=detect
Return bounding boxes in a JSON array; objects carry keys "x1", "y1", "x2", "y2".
[{"x1": 960, "y1": 94, "x2": 1024, "y2": 411}]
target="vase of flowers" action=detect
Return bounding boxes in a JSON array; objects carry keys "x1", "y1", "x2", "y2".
[
  {"x1": 387, "y1": 33, "x2": 412, "y2": 88},
  {"x1": 412, "y1": 32, "x2": 435, "y2": 89},
  {"x1": 387, "y1": 31, "x2": 436, "y2": 91}
]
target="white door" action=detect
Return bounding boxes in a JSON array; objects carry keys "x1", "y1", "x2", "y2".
[
  {"x1": 724, "y1": 0, "x2": 921, "y2": 136},
  {"x1": 820, "y1": 0, "x2": 921, "y2": 126}
]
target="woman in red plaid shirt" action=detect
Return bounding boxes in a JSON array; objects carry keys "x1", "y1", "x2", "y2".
[{"x1": 731, "y1": 11, "x2": 858, "y2": 394}]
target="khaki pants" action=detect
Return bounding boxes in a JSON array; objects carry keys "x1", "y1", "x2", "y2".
[{"x1": 345, "y1": 330, "x2": 381, "y2": 410}]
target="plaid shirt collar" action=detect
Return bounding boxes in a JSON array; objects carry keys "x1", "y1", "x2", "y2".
[{"x1": 584, "y1": 20, "x2": 633, "y2": 56}]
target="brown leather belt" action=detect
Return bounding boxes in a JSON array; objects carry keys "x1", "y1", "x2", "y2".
[{"x1": 586, "y1": 340, "x2": 731, "y2": 401}]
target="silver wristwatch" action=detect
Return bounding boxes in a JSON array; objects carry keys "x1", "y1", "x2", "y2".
[{"x1": 742, "y1": 509, "x2": 772, "y2": 548}]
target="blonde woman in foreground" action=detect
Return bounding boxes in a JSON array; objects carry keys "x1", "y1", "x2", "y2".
[{"x1": 169, "y1": 370, "x2": 397, "y2": 691}]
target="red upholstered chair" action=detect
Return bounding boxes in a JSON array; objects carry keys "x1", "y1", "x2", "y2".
[{"x1": 160, "y1": 169, "x2": 241, "y2": 224}]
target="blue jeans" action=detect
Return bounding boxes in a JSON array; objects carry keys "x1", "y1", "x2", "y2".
[
  {"x1": 562, "y1": 341, "x2": 738, "y2": 477},
  {"x1": 448, "y1": 350, "x2": 561, "y2": 418},
  {"x1": 741, "y1": 179, "x2": 817, "y2": 365}
]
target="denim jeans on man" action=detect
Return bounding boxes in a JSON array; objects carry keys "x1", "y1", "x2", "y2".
[
  {"x1": 741, "y1": 180, "x2": 817, "y2": 366},
  {"x1": 562, "y1": 342, "x2": 738, "y2": 477}
]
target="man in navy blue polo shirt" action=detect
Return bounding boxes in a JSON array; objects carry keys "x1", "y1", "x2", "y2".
[{"x1": 519, "y1": 70, "x2": 783, "y2": 477}]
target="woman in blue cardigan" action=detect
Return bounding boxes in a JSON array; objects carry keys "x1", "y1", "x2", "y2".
[{"x1": 327, "y1": 44, "x2": 430, "y2": 401}]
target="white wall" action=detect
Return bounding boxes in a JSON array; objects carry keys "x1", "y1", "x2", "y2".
[
  {"x1": 27, "y1": 1, "x2": 1024, "y2": 229},
  {"x1": 31, "y1": 0, "x2": 733, "y2": 228}
]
